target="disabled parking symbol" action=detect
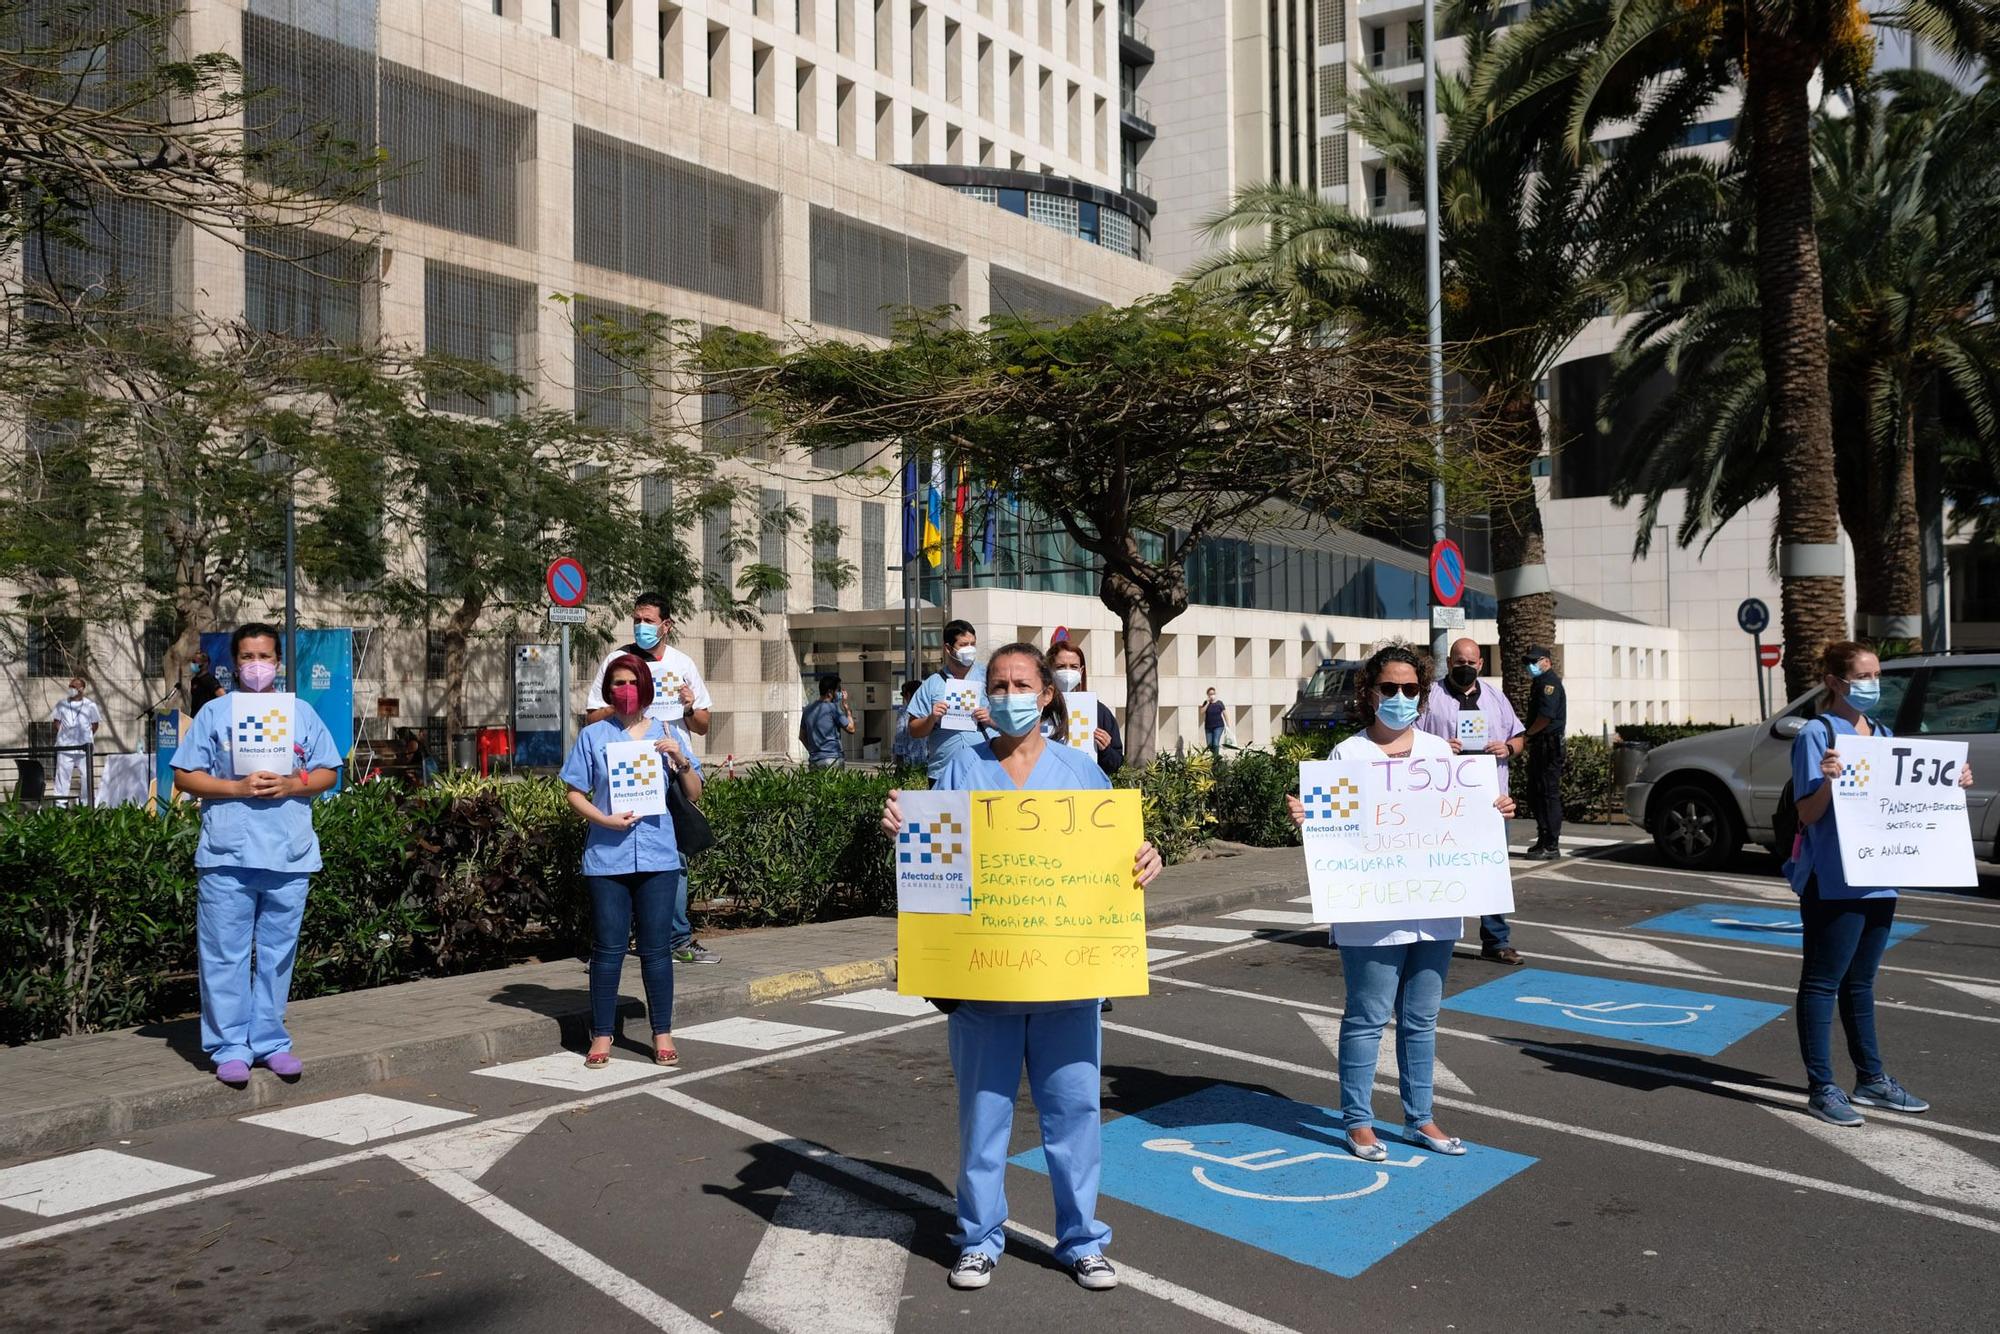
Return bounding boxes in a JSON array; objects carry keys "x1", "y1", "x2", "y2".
[
  {"x1": 1442, "y1": 968, "x2": 1785, "y2": 1055},
  {"x1": 1011, "y1": 1085, "x2": 1535, "y2": 1277},
  {"x1": 1631, "y1": 902, "x2": 1924, "y2": 952}
]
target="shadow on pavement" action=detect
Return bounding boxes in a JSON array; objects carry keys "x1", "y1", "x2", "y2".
[{"x1": 1498, "y1": 1035, "x2": 1801, "y2": 1102}]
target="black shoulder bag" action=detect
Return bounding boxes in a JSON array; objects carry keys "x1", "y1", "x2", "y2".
[{"x1": 667, "y1": 764, "x2": 715, "y2": 856}]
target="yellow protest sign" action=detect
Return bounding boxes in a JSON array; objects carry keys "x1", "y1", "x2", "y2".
[{"x1": 896, "y1": 788, "x2": 1149, "y2": 1002}]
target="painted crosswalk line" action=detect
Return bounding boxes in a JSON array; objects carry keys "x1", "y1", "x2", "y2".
[
  {"x1": 732, "y1": 1170, "x2": 916, "y2": 1334},
  {"x1": 1546, "y1": 929, "x2": 1715, "y2": 974},
  {"x1": 1147, "y1": 947, "x2": 1186, "y2": 962},
  {"x1": 389, "y1": 1118, "x2": 546, "y2": 1183},
  {"x1": 1222, "y1": 909, "x2": 1319, "y2": 927},
  {"x1": 1933, "y1": 978, "x2": 2000, "y2": 1006},
  {"x1": 1299, "y1": 1011, "x2": 1474, "y2": 1097},
  {"x1": 810, "y1": 988, "x2": 938, "y2": 1017},
  {"x1": 1771, "y1": 1107, "x2": 2000, "y2": 1215},
  {"x1": 0, "y1": 1149, "x2": 211, "y2": 1218},
  {"x1": 676, "y1": 1017, "x2": 845, "y2": 1051},
  {"x1": 473, "y1": 1051, "x2": 669, "y2": 1091},
  {"x1": 1149, "y1": 924, "x2": 1258, "y2": 944},
  {"x1": 241, "y1": 1093, "x2": 471, "y2": 1146}
]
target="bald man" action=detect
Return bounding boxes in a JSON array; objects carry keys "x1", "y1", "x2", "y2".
[{"x1": 1416, "y1": 638, "x2": 1527, "y2": 965}]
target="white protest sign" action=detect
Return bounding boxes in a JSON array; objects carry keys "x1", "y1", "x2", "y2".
[
  {"x1": 937, "y1": 680, "x2": 984, "y2": 733},
  {"x1": 229, "y1": 692, "x2": 297, "y2": 779},
  {"x1": 1061, "y1": 692, "x2": 1098, "y2": 757},
  {"x1": 1457, "y1": 712, "x2": 1489, "y2": 750},
  {"x1": 1832, "y1": 735, "x2": 1976, "y2": 888},
  {"x1": 1300, "y1": 755, "x2": 1515, "y2": 922},
  {"x1": 647, "y1": 661, "x2": 688, "y2": 722},
  {"x1": 603, "y1": 739, "x2": 668, "y2": 818},
  {"x1": 895, "y1": 790, "x2": 974, "y2": 914}
]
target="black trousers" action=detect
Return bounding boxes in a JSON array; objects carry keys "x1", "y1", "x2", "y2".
[{"x1": 1527, "y1": 739, "x2": 1565, "y2": 848}]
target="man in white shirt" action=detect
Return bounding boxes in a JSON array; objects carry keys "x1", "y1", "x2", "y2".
[{"x1": 49, "y1": 674, "x2": 102, "y2": 804}]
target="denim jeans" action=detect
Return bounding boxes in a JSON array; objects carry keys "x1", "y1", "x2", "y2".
[
  {"x1": 1336, "y1": 939, "x2": 1455, "y2": 1129},
  {"x1": 1478, "y1": 915, "x2": 1511, "y2": 949},
  {"x1": 586, "y1": 870, "x2": 680, "y2": 1037},
  {"x1": 670, "y1": 872, "x2": 692, "y2": 951},
  {"x1": 1796, "y1": 881, "x2": 1895, "y2": 1091},
  {"x1": 1205, "y1": 727, "x2": 1224, "y2": 756}
]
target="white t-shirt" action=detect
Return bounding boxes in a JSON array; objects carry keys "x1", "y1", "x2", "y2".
[
  {"x1": 584, "y1": 643, "x2": 712, "y2": 729},
  {"x1": 50, "y1": 696, "x2": 102, "y2": 747},
  {"x1": 1329, "y1": 728, "x2": 1463, "y2": 949}
]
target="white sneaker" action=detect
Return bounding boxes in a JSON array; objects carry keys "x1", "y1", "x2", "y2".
[{"x1": 948, "y1": 1251, "x2": 995, "y2": 1290}]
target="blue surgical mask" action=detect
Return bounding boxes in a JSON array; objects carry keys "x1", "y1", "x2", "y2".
[
  {"x1": 1844, "y1": 678, "x2": 1882, "y2": 712},
  {"x1": 988, "y1": 693, "x2": 1043, "y2": 736},
  {"x1": 1376, "y1": 693, "x2": 1420, "y2": 730},
  {"x1": 1526, "y1": 662, "x2": 1544, "y2": 678},
  {"x1": 633, "y1": 622, "x2": 662, "y2": 650}
]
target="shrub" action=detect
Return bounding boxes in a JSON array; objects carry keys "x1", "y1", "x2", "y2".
[
  {"x1": 1509, "y1": 734, "x2": 1616, "y2": 820},
  {"x1": 1115, "y1": 750, "x2": 1215, "y2": 865},
  {"x1": 1212, "y1": 749, "x2": 1302, "y2": 847},
  {"x1": 691, "y1": 765, "x2": 902, "y2": 923},
  {"x1": 1614, "y1": 723, "x2": 1735, "y2": 747},
  {"x1": 1271, "y1": 728, "x2": 1354, "y2": 762}
]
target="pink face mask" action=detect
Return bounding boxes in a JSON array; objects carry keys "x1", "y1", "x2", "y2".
[
  {"x1": 238, "y1": 660, "x2": 278, "y2": 692},
  {"x1": 610, "y1": 684, "x2": 641, "y2": 715}
]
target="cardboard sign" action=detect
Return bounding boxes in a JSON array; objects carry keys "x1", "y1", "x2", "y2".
[
  {"x1": 1299, "y1": 756, "x2": 1515, "y2": 922},
  {"x1": 1457, "y1": 712, "x2": 1489, "y2": 750},
  {"x1": 1831, "y1": 736, "x2": 1976, "y2": 888},
  {"x1": 604, "y1": 739, "x2": 668, "y2": 818},
  {"x1": 229, "y1": 693, "x2": 297, "y2": 779},
  {"x1": 1061, "y1": 691, "x2": 1098, "y2": 757},
  {"x1": 897, "y1": 788, "x2": 1148, "y2": 1002}
]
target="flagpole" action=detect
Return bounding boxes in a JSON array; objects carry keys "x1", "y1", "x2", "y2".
[{"x1": 1423, "y1": 0, "x2": 1447, "y2": 665}]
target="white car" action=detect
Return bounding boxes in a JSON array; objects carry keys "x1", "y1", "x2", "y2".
[{"x1": 1625, "y1": 653, "x2": 2000, "y2": 871}]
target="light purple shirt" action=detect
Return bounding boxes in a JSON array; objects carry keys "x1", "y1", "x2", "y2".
[{"x1": 1416, "y1": 679, "x2": 1524, "y2": 783}]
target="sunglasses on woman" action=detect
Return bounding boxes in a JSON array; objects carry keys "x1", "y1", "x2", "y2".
[{"x1": 1373, "y1": 681, "x2": 1422, "y2": 699}]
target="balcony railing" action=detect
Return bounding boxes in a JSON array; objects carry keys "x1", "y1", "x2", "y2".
[
  {"x1": 1366, "y1": 45, "x2": 1424, "y2": 69},
  {"x1": 1123, "y1": 168, "x2": 1153, "y2": 197},
  {"x1": 1121, "y1": 89, "x2": 1152, "y2": 122},
  {"x1": 1119, "y1": 10, "x2": 1150, "y2": 44}
]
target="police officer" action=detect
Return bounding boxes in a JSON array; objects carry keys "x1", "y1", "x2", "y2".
[{"x1": 1521, "y1": 645, "x2": 1566, "y2": 860}]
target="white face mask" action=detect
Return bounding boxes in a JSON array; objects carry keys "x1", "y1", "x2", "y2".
[
  {"x1": 952, "y1": 645, "x2": 978, "y2": 668},
  {"x1": 1053, "y1": 668, "x2": 1083, "y2": 693}
]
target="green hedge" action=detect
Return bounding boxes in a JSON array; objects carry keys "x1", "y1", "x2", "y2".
[{"x1": 1613, "y1": 723, "x2": 1735, "y2": 747}]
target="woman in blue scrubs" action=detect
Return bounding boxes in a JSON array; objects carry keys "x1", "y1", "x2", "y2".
[
  {"x1": 881, "y1": 643, "x2": 1163, "y2": 1294},
  {"x1": 562, "y1": 653, "x2": 702, "y2": 1068},
  {"x1": 171, "y1": 623, "x2": 342, "y2": 1087}
]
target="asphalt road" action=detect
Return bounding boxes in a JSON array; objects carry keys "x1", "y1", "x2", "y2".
[{"x1": 5, "y1": 840, "x2": 1998, "y2": 1334}]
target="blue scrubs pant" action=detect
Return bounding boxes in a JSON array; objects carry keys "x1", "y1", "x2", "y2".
[
  {"x1": 197, "y1": 868, "x2": 310, "y2": 1067},
  {"x1": 947, "y1": 1001, "x2": 1111, "y2": 1265}
]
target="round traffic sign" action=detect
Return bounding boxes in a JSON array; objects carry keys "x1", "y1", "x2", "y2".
[
  {"x1": 546, "y1": 557, "x2": 588, "y2": 608},
  {"x1": 1736, "y1": 597, "x2": 1770, "y2": 636},
  {"x1": 1758, "y1": 643, "x2": 1782, "y2": 669},
  {"x1": 1430, "y1": 540, "x2": 1465, "y2": 608}
]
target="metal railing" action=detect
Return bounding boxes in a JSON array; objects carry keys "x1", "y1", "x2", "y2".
[
  {"x1": 1121, "y1": 89, "x2": 1152, "y2": 122},
  {"x1": 1123, "y1": 168, "x2": 1153, "y2": 196},
  {"x1": 1119, "y1": 10, "x2": 1150, "y2": 44},
  {"x1": 1366, "y1": 44, "x2": 1424, "y2": 69}
]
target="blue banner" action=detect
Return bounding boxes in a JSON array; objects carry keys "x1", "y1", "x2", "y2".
[{"x1": 153, "y1": 710, "x2": 180, "y2": 814}]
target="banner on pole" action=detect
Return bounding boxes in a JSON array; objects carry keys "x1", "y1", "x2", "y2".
[
  {"x1": 1300, "y1": 756, "x2": 1515, "y2": 923},
  {"x1": 1832, "y1": 736, "x2": 1977, "y2": 888}
]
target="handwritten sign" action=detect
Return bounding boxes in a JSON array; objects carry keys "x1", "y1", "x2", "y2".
[
  {"x1": 1832, "y1": 736, "x2": 1976, "y2": 888},
  {"x1": 938, "y1": 682, "x2": 984, "y2": 733},
  {"x1": 897, "y1": 788, "x2": 1148, "y2": 1002},
  {"x1": 1060, "y1": 691, "x2": 1098, "y2": 757},
  {"x1": 1299, "y1": 756, "x2": 1514, "y2": 923},
  {"x1": 229, "y1": 693, "x2": 297, "y2": 779},
  {"x1": 1457, "y1": 713, "x2": 1488, "y2": 750},
  {"x1": 604, "y1": 739, "x2": 668, "y2": 818}
]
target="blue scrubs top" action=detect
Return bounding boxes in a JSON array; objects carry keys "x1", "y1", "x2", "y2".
[
  {"x1": 1788, "y1": 715, "x2": 1897, "y2": 900},
  {"x1": 907, "y1": 666, "x2": 995, "y2": 781},
  {"x1": 938, "y1": 738, "x2": 1112, "y2": 1014},
  {"x1": 561, "y1": 718, "x2": 702, "y2": 877},
  {"x1": 173, "y1": 693, "x2": 342, "y2": 873}
]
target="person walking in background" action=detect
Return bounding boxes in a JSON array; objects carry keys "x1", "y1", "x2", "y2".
[
  {"x1": 1047, "y1": 639, "x2": 1124, "y2": 776},
  {"x1": 49, "y1": 674, "x2": 102, "y2": 805},
  {"x1": 881, "y1": 643, "x2": 1163, "y2": 1292},
  {"x1": 892, "y1": 679, "x2": 927, "y2": 769},
  {"x1": 1418, "y1": 639, "x2": 1527, "y2": 965},
  {"x1": 171, "y1": 624, "x2": 342, "y2": 1087},
  {"x1": 190, "y1": 651, "x2": 225, "y2": 716},
  {"x1": 800, "y1": 673, "x2": 855, "y2": 769},
  {"x1": 905, "y1": 619, "x2": 994, "y2": 781},
  {"x1": 561, "y1": 654, "x2": 703, "y2": 1070},
  {"x1": 1288, "y1": 644, "x2": 1515, "y2": 1161},
  {"x1": 1521, "y1": 645, "x2": 1567, "y2": 861},
  {"x1": 1202, "y1": 687, "x2": 1227, "y2": 756},
  {"x1": 1786, "y1": 641, "x2": 1969, "y2": 1125}
]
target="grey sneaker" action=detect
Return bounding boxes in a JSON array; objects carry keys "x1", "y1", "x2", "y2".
[
  {"x1": 673, "y1": 942, "x2": 720, "y2": 965},
  {"x1": 1852, "y1": 1074, "x2": 1930, "y2": 1114},
  {"x1": 948, "y1": 1251, "x2": 995, "y2": 1290},
  {"x1": 1807, "y1": 1085, "x2": 1866, "y2": 1127},
  {"x1": 1070, "y1": 1254, "x2": 1118, "y2": 1291}
]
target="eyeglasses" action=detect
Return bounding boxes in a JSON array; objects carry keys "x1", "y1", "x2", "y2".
[{"x1": 1373, "y1": 681, "x2": 1422, "y2": 699}]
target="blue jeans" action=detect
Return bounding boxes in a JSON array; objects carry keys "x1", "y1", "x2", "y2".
[
  {"x1": 670, "y1": 873, "x2": 692, "y2": 951},
  {"x1": 1479, "y1": 915, "x2": 1511, "y2": 948},
  {"x1": 586, "y1": 871, "x2": 680, "y2": 1037},
  {"x1": 1796, "y1": 882, "x2": 1894, "y2": 1091},
  {"x1": 1206, "y1": 727, "x2": 1224, "y2": 755},
  {"x1": 197, "y1": 869, "x2": 310, "y2": 1067},
  {"x1": 1337, "y1": 939, "x2": 1455, "y2": 1129}
]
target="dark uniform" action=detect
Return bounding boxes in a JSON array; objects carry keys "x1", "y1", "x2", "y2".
[{"x1": 1524, "y1": 657, "x2": 1567, "y2": 855}]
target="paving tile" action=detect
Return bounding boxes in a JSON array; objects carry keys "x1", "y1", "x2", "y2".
[
  {"x1": 673, "y1": 1017, "x2": 844, "y2": 1051},
  {"x1": 240, "y1": 1093, "x2": 472, "y2": 1146},
  {"x1": 471, "y1": 1052, "x2": 671, "y2": 1092}
]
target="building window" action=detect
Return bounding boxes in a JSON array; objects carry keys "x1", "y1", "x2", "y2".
[
  {"x1": 141, "y1": 617, "x2": 175, "y2": 681},
  {"x1": 381, "y1": 63, "x2": 534, "y2": 246},
  {"x1": 862, "y1": 501, "x2": 886, "y2": 609},
  {"x1": 572, "y1": 299, "x2": 652, "y2": 431},
  {"x1": 22, "y1": 197, "x2": 181, "y2": 318},
  {"x1": 1098, "y1": 207, "x2": 1136, "y2": 256},
  {"x1": 424, "y1": 264, "x2": 536, "y2": 417},
  {"x1": 989, "y1": 267, "x2": 1103, "y2": 321},
  {"x1": 426, "y1": 629, "x2": 449, "y2": 680},
  {"x1": 813, "y1": 494, "x2": 841, "y2": 610},
  {"x1": 703, "y1": 505, "x2": 735, "y2": 610},
  {"x1": 760, "y1": 487, "x2": 787, "y2": 613},
  {"x1": 28, "y1": 617, "x2": 87, "y2": 679},
  {"x1": 809, "y1": 208, "x2": 963, "y2": 337},
  {"x1": 1026, "y1": 192, "x2": 1079, "y2": 235},
  {"x1": 956, "y1": 185, "x2": 999, "y2": 205},
  {"x1": 245, "y1": 227, "x2": 377, "y2": 341}
]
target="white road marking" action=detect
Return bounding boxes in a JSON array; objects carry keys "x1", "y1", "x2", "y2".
[
  {"x1": 473, "y1": 1051, "x2": 671, "y2": 1091},
  {"x1": 0, "y1": 1149, "x2": 211, "y2": 1218},
  {"x1": 389, "y1": 1152, "x2": 710, "y2": 1332},
  {"x1": 239, "y1": 1093, "x2": 471, "y2": 1146},
  {"x1": 649, "y1": 1086, "x2": 1306, "y2": 1334},
  {"x1": 1932, "y1": 978, "x2": 2000, "y2": 1006},
  {"x1": 1101, "y1": 1022, "x2": 2000, "y2": 1237},
  {"x1": 1548, "y1": 929, "x2": 1715, "y2": 973},
  {"x1": 388, "y1": 1120, "x2": 547, "y2": 1183},
  {"x1": 1288, "y1": 895, "x2": 1313, "y2": 905},
  {"x1": 1541, "y1": 873, "x2": 2000, "y2": 930},
  {"x1": 1297, "y1": 1011, "x2": 1473, "y2": 1097},
  {"x1": 1570, "y1": 858, "x2": 2000, "y2": 907},
  {"x1": 1221, "y1": 909, "x2": 1319, "y2": 927},
  {"x1": 1515, "y1": 917, "x2": 2000, "y2": 992},
  {"x1": 1769, "y1": 1108, "x2": 2000, "y2": 1215},
  {"x1": 1146, "y1": 947, "x2": 1186, "y2": 963},
  {"x1": 1148, "y1": 924, "x2": 1258, "y2": 943},
  {"x1": 733, "y1": 1170, "x2": 916, "y2": 1334},
  {"x1": 810, "y1": 988, "x2": 938, "y2": 1017},
  {"x1": 676, "y1": 1017, "x2": 845, "y2": 1051}
]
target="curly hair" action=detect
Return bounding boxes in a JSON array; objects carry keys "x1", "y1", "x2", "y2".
[{"x1": 1354, "y1": 642, "x2": 1433, "y2": 725}]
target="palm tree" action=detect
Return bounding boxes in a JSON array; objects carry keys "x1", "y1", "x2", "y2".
[
  {"x1": 1607, "y1": 70, "x2": 2000, "y2": 646},
  {"x1": 1193, "y1": 1, "x2": 1722, "y2": 708}
]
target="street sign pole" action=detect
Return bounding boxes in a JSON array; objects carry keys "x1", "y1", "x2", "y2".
[
  {"x1": 559, "y1": 623, "x2": 571, "y2": 760},
  {"x1": 1422, "y1": 0, "x2": 1446, "y2": 665},
  {"x1": 545, "y1": 558, "x2": 589, "y2": 762},
  {"x1": 1753, "y1": 635, "x2": 1768, "y2": 719}
]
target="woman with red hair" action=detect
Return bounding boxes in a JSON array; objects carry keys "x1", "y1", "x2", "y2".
[{"x1": 561, "y1": 653, "x2": 702, "y2": 1068}]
